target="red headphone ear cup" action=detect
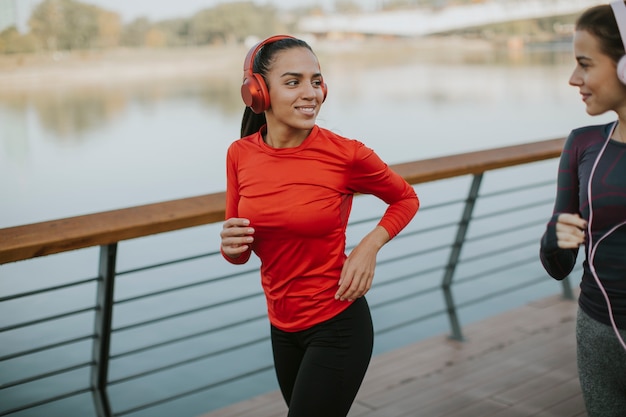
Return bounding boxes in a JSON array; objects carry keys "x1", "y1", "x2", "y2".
[{"x1": 241, "y1": 73, "x2": 270, "y2": 114}]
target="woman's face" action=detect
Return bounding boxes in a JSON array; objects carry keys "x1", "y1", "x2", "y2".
[
  {"x1": 569, "y1": 30, "x2": 626, "y2": 116},
  {"x1": 264, "y1": 47, "x2": 324, "y2": 133}
]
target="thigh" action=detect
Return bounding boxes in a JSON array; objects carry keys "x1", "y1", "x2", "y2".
[
  {"x1": 576, "y1": 308, "x2": 626, "y2": 417},
  {"x1": 271, "y1": 325, "x2": 305, "y2": 406},
  {"x1": 288, "y1": 298, "x2": 374, "y2": 417}
]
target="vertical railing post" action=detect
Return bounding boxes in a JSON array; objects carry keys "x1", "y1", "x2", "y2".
[
  {"x1": 91, "y1": 243, "x2": 117, "y2": 417},
  {"x1": 441, "y1": 173, "x2": 483, "y2": 342},
  {"x1": 560, "y1": 276, "x2": 574, "y2": 300}
]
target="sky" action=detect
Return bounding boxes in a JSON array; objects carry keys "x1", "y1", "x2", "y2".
[
  {"x1": 70, "y1": 0, "x2": 378, "y2": 22},
  {"x1": 10, "y1": 0, "x2": 384, "y2": 31}
]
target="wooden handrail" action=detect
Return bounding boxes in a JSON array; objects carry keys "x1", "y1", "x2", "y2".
[
  {"x1": 0, "y1": 137, "x2": 565, "y2": 265},
  {"x1": 391, "y1": 137, "x2": 564, "y2": 184}
]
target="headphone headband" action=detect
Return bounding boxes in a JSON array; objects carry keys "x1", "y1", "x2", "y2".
[
  {"x1": 610, "y1": 1, "x2": 626, "y2": 84},
  {"x1": 611, "y1": 1, "x2": 626, "y2": 49},
  {"x1": 243, "y1": 35, "x2": 295, "y2": 76}
]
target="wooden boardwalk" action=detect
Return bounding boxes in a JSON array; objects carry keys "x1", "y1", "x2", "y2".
[{"x1": 200, "y1": 294, "x2": 586, "y2": 417}]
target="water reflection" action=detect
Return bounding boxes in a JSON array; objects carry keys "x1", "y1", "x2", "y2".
[
  {"x1": 37, "y1": 89, "x2": 125, "y2": 141},
  {"x1": 0, "y1": 77, "x2": 244, "y2": 142},
  {"x1": 0, "y1": 107, "x2": 29, "y2": 163},
  {"x1": 0, "y1": 42, "x2": 577, "y2": 143}
]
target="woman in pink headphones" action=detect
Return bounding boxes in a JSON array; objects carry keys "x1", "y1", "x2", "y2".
[
  {"x1": 220, "y1": 35, "x2": 419, "y2": 416},
  {"x1": 540, "y1": 2, "x2": 626, "y2": 416}
]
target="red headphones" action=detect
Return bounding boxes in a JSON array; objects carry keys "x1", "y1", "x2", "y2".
[{"x1": 240, "y1": 34, "x2": 328, "y2": 114}]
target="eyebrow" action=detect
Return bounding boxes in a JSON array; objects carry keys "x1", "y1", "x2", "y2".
[{"x1": 280, "y1": 71, "x2": 322, "y2": 78}]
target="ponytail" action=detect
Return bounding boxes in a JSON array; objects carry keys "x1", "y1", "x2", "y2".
[{"x1": 240, "y1": 107, "x2": 266, "y2": 138}]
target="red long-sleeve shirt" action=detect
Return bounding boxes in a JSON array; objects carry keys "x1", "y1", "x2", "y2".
[{"x1": 223, "y1": 125, "x2": 419, "y2": 331}]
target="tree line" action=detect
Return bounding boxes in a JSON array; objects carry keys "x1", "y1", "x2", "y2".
[
  {"x1": 0, "y1": 0, "x2": 302, "y2": 54},
  {"x1": 0, "y1": 0, "x2": 559, "y2": 55}
]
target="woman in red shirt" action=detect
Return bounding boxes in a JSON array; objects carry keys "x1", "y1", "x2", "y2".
[{"x1": 220, "y1": 35, "x2": 419, "y2": 417}]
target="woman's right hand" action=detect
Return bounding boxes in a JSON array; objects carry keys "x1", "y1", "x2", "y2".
[
  {"x1": 555, "y1": 213, "x2": 587, "y2": 249},
  {"x1": 220, "y1": 218, "x2": 254, "y2": 258}
]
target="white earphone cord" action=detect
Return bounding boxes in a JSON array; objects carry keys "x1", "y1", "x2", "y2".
[{"x1": 586, "y1": 121, "x2": 626, "y2": 351}]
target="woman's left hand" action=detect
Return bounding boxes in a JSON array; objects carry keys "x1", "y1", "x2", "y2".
[{"x1": 336, "y1": 226, "x2": 389, "y2": 302}]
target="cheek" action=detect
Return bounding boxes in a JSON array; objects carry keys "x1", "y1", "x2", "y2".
[
  {"x1": 269, "y1": 88, "x2": 293, "y2": 107},
  {"x1": 602, "y1": 75, "x2": 624, "y2": 97},
  {"x1": 588, "y1": 70, "x2": 610, "y2": 92}
]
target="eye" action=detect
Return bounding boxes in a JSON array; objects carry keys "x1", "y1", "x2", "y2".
[
  {"x1": 286, "y1": 80, "x2": 299, "y2": 87},
  {"x1": 576, "y1": 59, "x2": 590, "y2": 69},
  {"x1": 312, "y1": 79, "x2": 323, "y2": 87}
]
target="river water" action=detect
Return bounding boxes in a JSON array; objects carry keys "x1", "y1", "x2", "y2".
[
  {"x1": 0, "y1": 41, "x2": 614, "y2": 229},
  {"x1": 0, "y1": 40, "x2": 614, "y2": 416}
]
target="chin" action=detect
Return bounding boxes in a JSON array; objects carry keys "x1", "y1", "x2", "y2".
[
  {"x1": 295, "y1": 121, "x2": 316, "y2": 130},
  {"x1": 584, "y1": 106, "x2": 606, "y2": 117}
]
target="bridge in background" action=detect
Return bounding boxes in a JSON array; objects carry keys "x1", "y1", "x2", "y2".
[{"x1": 298, "y1": 0, "x2": 605, "y2": 37}]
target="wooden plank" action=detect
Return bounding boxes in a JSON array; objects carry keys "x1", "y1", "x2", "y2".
[
  {"x1": 534, "y1": 392, "x2": 586, "y2": 417},
  {"x1": 486, "y1": 378, "x2": 583, "y2": 417},
  {"x1": 0, "y1": 193, "x2": 225, "y2": 264},
  {"x1": 199, "y1": 391, "x2": 286, "y2": 417},
  {"x1": 356, "y1": 325, "x2": 575, "y2": 416},
  {"x1": 393, "y1": 137, "x2": 565, "y2": 185},
  {"x1": 356, "y1": 293, "x2": 577, "y2": 402},
  {"x1": 198, "y1": 294, "x2": 583, "y2": 417}
]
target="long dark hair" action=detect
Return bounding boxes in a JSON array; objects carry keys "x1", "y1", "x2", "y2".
[
  {"x1": 240, "y1": 37, "x2": 314, "y2": 138},
  {"x1": 576, "y1": 3, "x2": 625, "y2": 63}
]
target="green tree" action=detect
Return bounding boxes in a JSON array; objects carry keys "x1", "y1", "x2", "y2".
[
  {"x1": 96, "y1": 9, "x2": 122, "y2": 48},
  {"x1": 0, "y1": 27, "x2": 38, "y2": 54},
  {"x1": 336, "y1": 0, "x2": 362, "y2": 13},
  {"x1": 120, "y1": 17, "x2": 152, "y2": 47},
  {"x1": 29, "y1": 0, "x2": 101, "y2": 50},
  {"x1": 189, "y1": 2, "x2": 283, "y2": 46},
  {"x1": 155, "y1": 18, "x2": 192, "y2": 47}
]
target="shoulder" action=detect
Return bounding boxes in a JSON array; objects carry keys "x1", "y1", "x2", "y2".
[
  {"x1": 314, "y1": 128, "x2": 388, "y2": 174},
  {"x1": 317, "y1": 126, "x2": 357, "y2": 143},
  {"x1": 566, "y1": 122, "x2": 613, "y2": 148},
  {"x1": 316, "y1": 127, "x2": 371, "y2": 155},
  {"x1": 232, "y1": 132, "x2": 258, "y2": 146},
  {"x1": 227, "y1": 133, "x2": 259, "y2": 154},
  {"x1": 561, "y1": 122, "x2": 614, "y2": 167}
]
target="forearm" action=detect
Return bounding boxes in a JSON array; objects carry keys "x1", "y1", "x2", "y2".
[
  {"x1": 539, "y1": 214, "x2": 579, "y2": 280},
  {"x1": 361, "y1": 225, "x2": 390, "y2": 251}
]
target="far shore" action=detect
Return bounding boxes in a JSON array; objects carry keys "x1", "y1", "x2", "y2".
[{"x1": 0, "y1": 36, "x2": 545, "y2": 91}]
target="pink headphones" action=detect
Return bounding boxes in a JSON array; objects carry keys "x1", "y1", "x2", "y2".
[
  {"x1": 240, "y1": 35, "x2": 328, "y2": 114},
  {"x1": 611, "y1": 1, "x2": 626, "y2": 84}
]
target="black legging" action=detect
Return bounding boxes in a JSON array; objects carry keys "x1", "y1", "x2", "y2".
[{"x1": 270, "y1": 297, "x2": 374, "y2": 417}]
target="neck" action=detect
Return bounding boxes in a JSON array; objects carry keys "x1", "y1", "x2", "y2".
[
  {"x1": 264, "y1": 126, "x2": 312, "y2": 149},
  {"x1": 615, "y1": 121, "x2": 626, "y2": 143}
]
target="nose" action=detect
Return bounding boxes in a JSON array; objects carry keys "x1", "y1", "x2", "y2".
[
  {"x1": 301, "y1": 81, "x2": 318, "y2": 100},
  {"x1": 569, "y1": 67, "x2": 582, "y2": 87}
]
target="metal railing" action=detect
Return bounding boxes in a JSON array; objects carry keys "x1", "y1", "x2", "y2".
[{"x1": 0, "y1": 137, "x2": 575, "y2": 417}]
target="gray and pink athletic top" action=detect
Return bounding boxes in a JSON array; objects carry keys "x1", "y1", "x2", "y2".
[{"x1": 540, "y1": 122, "x2": 626, "y2": 329}]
